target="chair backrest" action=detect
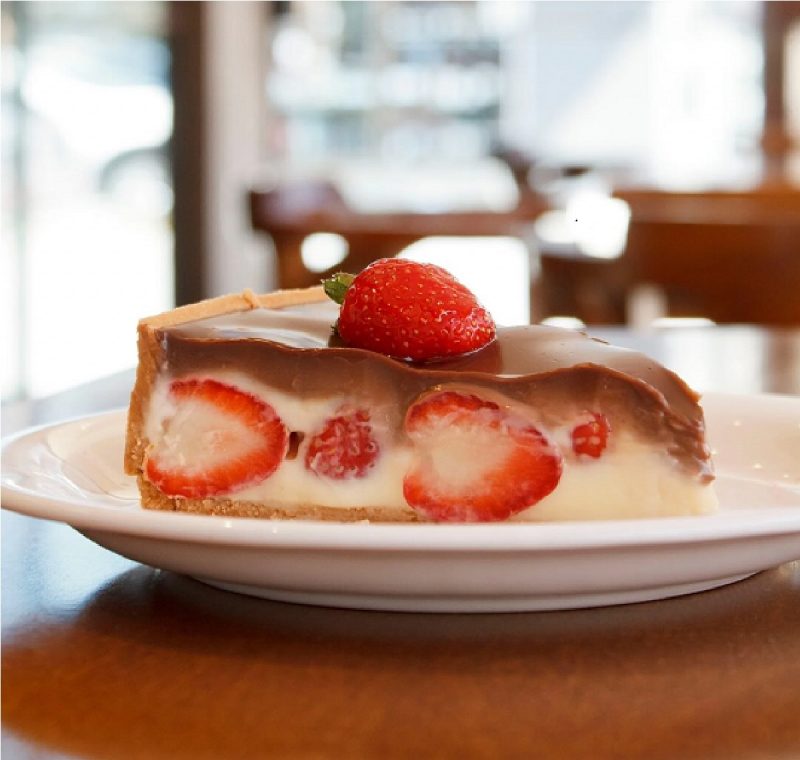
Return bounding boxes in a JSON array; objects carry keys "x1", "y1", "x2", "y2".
[
  {"x1": 249, "y1": 182, "x2": 540, "y2": 291},
  {"x1": 624, "y1": 219, "x2": 800, "y2": 325}
]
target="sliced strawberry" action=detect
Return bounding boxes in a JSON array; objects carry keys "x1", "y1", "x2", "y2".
[
  {"x1": 403, "y1": 390, "x2": 562, "y2": 522},
  {"x1": 571, "y1": 412, "x2": 610, "y2": 458},
  {"x1": 145, "y1": 378, "x2": 288, "y2": 498},
  {"x1": 305, "y1": 408, "x2": 380, "y2": 479}
]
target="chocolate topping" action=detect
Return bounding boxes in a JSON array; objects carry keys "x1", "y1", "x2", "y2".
[{"x1": 159, "y1": 302, "x2": 713, "y2": 482}]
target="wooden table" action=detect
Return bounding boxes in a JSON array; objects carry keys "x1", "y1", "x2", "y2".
[{"x1": 3, "y1": 327, "x2": 800, "y2": 759}]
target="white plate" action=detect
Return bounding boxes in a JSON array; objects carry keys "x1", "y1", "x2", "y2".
[{"x1": 2, "y1": 392, "x2": 800, "y2": 612}]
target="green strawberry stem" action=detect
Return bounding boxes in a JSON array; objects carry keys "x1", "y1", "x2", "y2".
[{"x1": 323, "y1": 272, "x2": 355, "y2": 305}]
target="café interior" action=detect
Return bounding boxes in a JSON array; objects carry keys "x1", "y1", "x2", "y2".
[
  {"x1": 3, "y1": 3, "x2": 800, "y2": 759},
  {"x1": 3, "y1": 0, "x2": 800, "y2": 403}
]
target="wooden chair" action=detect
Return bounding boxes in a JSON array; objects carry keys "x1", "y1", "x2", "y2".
[
  {"x1": 248, "y1": 181, "x2": 546, "y2": 290},
  {"x1": 535, "y1": 248, "x2": 630, "y2": 325},
  {"x1": 623, "y1": 218, "x2": 800, "y2": 325}
]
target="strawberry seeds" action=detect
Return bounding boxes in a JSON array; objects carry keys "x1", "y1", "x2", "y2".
[{"x1": 324, "y1": 258, "x2": 496, "y2": 362}]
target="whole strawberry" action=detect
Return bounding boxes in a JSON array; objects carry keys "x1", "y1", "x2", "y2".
[{"x1": 323, "y1": 259, "x2": 496, "y2": 361}]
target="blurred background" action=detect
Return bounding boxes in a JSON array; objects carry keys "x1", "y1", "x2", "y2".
[{"x1": 2, "y1": 0, "x2": 799, "y2": 403}]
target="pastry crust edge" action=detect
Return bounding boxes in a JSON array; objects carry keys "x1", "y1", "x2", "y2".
[
  {"x1": 124, "y1": 286, "x2": 327, "y2": 480},
  {"x1": 137, "y1": 477, "x2": 422, "y2": 523}
]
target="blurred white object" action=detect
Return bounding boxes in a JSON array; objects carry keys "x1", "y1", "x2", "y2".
[
  {"x1": 330, "y1": 158, "x2": 519, "y2": 214},
  {"x1": 567, "y1": 192, "x2": 631, "y2": 259},
  {"x1": 532, "y1": 178, "x2": 631, "y2": 260},
  {"x1": 627, "y1": 284, "x2": 668, "y2": 329},
  {"x1": 22, "y1": 36, "x2": 172, "y2": 167},
  {"x1": 301, "y1": 233, "x2": 349, "y2": 273},
  {"x1": 652, "y1": 317, "x2": 716, "y2": 329},
  {"x1": 540, "y1": 316, "x2": 586, "y2": 330},
  {"x1": 399, "y1": 236, "x2": 530, "y2": 326}
]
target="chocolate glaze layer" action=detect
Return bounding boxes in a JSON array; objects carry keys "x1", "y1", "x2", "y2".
[{"x1": 160, "y1": 302, "x2": 713, "y2": 482}]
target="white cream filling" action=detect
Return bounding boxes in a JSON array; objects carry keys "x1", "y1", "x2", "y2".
[
  {"x1": 143, "y1": 373, "x2": 717, "y2": 520},
  {"x1": 512, "y1": 437, "x2": 718, "y2": 521},
  {"x1": 235, "y1": 445, "x2": 413, "y2": 509}
]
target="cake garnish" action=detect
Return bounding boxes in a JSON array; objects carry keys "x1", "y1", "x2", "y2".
[
  {"x1": 323, "y1": 258, "x2": 496, "y2": 361},
  {"x1": 145, "y1": 378, "x2": 288, "y2": 498},
  {"x1": 402, "y1": 390, "x2": 563, "y2": 522}
]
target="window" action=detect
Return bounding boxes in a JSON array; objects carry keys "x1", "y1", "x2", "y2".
[
  {"x1": 266, "y1": 0, "x2": 765, "y2": 184},
  {"x1": 1, "y1": 1, "x2": 173, "y2": 400}
]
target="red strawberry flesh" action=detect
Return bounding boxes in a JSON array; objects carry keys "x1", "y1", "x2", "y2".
[
  {"x1": 145, "y1": 378, "x2": 288, "y2": 498},
  {"x1": 333, "y1": 259, "x2": 496, "y2": 362},
  {"x1": 305, "y1": 408, "x2": 380, "y2": 479},
  {"x1": 571, "y1": 412, "x2": 610, "y2": 458},
  {"x1": 403, "y1": 390, "x2": 563, "y2": 522}
]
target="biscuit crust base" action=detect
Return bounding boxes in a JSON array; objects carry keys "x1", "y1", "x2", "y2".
[{"x1": 137, "y1": 477, "x2": 421, "y2": 523}]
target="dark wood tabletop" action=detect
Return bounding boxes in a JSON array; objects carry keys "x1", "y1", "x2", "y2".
[{"x1": 3, "y1": 326, "x2": 800, "y2": 760}]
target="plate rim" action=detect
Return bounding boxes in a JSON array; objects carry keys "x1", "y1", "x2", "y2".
[{"x1": 2, "y1": 393, "x2": 800, "y2": 552}]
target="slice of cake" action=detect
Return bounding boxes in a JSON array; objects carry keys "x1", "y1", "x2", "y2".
[{"x1": 124, "y1": 260, "x2": 716, "y2": 523}]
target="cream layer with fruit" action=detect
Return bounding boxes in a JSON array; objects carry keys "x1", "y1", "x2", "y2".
[{"x1": 125, "y1": 282, "x2": 717, "y2": 523}]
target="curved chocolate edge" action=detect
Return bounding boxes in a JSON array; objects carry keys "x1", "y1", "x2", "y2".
[{"x1": 160, "y1": 304, "x2": 714, "y2": 483}]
